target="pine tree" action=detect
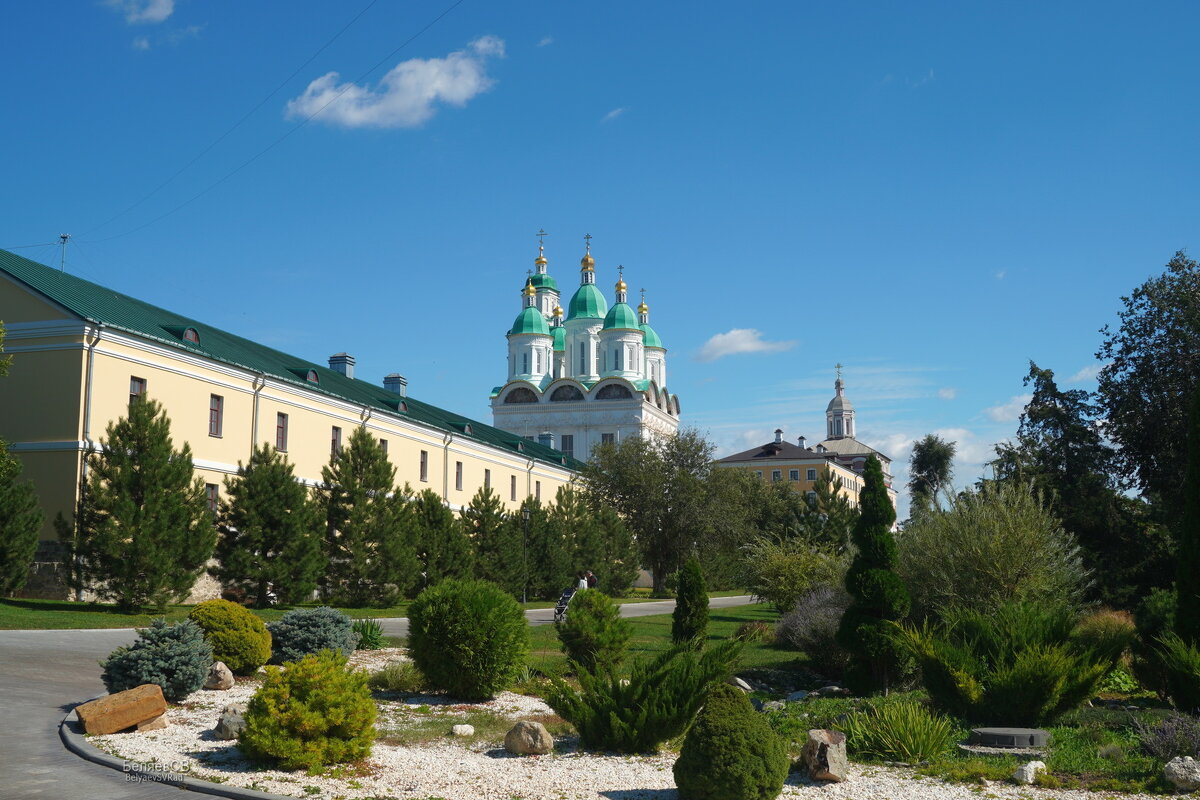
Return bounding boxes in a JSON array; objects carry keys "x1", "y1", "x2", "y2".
[
  {"x1": 593, "y1": 505, "x2": 640, "y2": 595},
  {"x1": 0, "y1": 438, "x2": 43, "y2": 595},
  {"x1": 461, "y1": 486, "x2": 522, "y2": 597},
  {"x1": 65, "y1": 397, "x2": 215, "y2": 612},
  {"x1": 213, "y1": 444, "x2": 325, "y2": 607},
  {"x1": 412, "y1": 488, "x2": 474, "y2": 590},
  {"x1": 673, "y1": 557, "x2": 709, "y2": 648},
  {"x1": 318, "y1": 425, "x2": 419, "y2": 606},
  {"x1": 523, "y1": 497, "x2": 569, "y2": 600},
  {"x1": 836, "y1": 455, "x2": 910, "y2": 694},
  {"x1": 1177, "y1": 390, "x2": 1200, "y2": 644}
]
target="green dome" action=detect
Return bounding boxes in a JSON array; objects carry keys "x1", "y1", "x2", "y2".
[
  {"x1": 530, "y1": 273, "x2": 558, "y2": 292},
  {"x1": 552, "y1": 325, "x2": 565, "y2": 351},
  {"x1": 641, "y1": 322, "x2": 664, "y2": 349},
  {"x1": 509, "y1": 306, "x2": 550, "y2": 336},
  {"x1": 566, "y1": 284, "x2": 608, "y2": 320},
  {"x1": 603, "y1": 302, "x2": 641, "y2": 331}
]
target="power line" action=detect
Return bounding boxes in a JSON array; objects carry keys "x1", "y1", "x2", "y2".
[
  {"x1": 80, "y1": 0, "x2": 467, "y2": 246},
  {"x1": 1, "y1": 241, "x2": 58, "y2": 250},
  {"x1": 80, "y1": 0, "x2": 382, "y2": 239}
]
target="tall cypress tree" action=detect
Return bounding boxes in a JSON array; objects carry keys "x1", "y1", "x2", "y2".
[
  {"x1": 461, "y1": 486, "x2": 522, "y2": 597},
  {"x1": 1177, "y1": 390, "x2": 1200, "y2": 644},
  {"x1": 0, "y1": 438, "x2": 43, "y2": 596},
  {"x1": 213, "y1": 444, "x2": 325, "y2": 607},
  {"x1": 318, "y1": 425, "x2": 419, "y2": 606},
  {"x1": 65, "y1": 397, "x2": 215, "y2": 612},
  {"x1": 412, "y1": 488, "x2": 474, "y2": 590},
  {"x1": 836, "y1": 455, "x2": 909, "y2": 694},
  {"x1": 672, "y1": 557, "x2": 709, "y2": 647}
]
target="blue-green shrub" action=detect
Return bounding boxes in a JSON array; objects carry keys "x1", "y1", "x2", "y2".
[
  {"x1": 267, "y1": 606, "x2": 357, "y2": 664},
  {"x1": 100, "y1": 618, "x2": 213, "y2": 701}
]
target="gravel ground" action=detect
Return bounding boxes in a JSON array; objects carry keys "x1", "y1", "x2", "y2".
[{"x1": 90, "y1": 650, "x2": 1166, "y2": 800}]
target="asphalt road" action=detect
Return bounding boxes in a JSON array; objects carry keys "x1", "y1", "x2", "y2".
[{"x1": 0, "y1": 595, "x2": 755, "y2": 800}]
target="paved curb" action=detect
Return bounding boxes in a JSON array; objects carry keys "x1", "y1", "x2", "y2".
[{"x1": 59, "y1": 705, "x2": 288, "y2": 800}]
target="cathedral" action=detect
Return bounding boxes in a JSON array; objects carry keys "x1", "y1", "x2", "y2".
[{"x1": 490, "y1": 236, "x2": 680, "y2": 460}]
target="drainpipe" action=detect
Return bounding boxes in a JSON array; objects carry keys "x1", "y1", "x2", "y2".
[
  {"x1": 249, "y1": 372, "x2": 266, "y2": 453},
  {"x1": 442, "y1": 432, "x2": 453, "y2": 502},
  {"x1": 76, "y1": 324, "x2": 102, "y2": 601},
  {"x1": 526, "y1": 459, "x2": 534, "y2": 501}
]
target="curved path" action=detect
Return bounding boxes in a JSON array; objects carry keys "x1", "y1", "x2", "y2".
[{"x1": 0, "y1": 595, "x2": 755, "y2": 800}]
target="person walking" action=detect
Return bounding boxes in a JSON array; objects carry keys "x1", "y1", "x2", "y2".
[
  {"x1": 576, "y1": 570, "x2": 588, "y2": 591},
  {"x1": 586, "y1": 570, "x2": 598, "y2": 589}
]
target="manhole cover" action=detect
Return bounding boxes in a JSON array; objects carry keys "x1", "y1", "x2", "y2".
[{"x1": 968, "y1": 728, "x2": 1050, "y2": 748}]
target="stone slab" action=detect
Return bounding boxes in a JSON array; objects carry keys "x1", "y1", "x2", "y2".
[{"x1": 968, "y1": 727, "x2": 1050, "y2": 748}]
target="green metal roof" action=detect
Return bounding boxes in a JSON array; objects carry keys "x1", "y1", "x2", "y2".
[
  {"x1": 603, "y1": 302, "x2": 641, "y2": 331},
  {"x1": 641, "y1": 322, "x2": 664, "y2": 349},
  {"x1": 509, "y1": 305, "x2": 551, "y2": 336},
  {"x1": 566, "y1": 283, "x2": 607, "y2": 320},
  {"x1": 530, "y1": 273, "x2": 558, "y2": 292},
  {"x1": 0, "y1": 249, "x2": 582, "y2": 472},
  {"x1": 552, "y1": 325, "x2": 565, "y2": 351}
]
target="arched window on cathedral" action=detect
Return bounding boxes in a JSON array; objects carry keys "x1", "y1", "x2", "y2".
[
  {"x1": 550, "y1": 385, "x2": 585, "y2": 402},
  {"x1": 503, "y1": 387, "x2": 538, "y2": 404},
  {"x1": 596, "y1": 383, "x2": 633, "y2": 400}
]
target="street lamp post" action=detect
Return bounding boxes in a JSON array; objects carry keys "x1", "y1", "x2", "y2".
[{"x1": 521, "y1": 506, "x2": 531, "y2": 605}]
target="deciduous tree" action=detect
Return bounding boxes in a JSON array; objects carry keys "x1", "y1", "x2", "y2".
[{"x1": 908, "y1": 434, "x2": 956, "y2": 516}]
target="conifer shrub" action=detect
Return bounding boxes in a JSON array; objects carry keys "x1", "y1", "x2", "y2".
[
  {"x1": 267, "y1": 607, "x2": 358, "y2": 665},
  {"x1": 547, "y1": 640, "x2": 742, "y2": 753},
  {"x1": 101, "y1": 618, "x2": 213, "y2": 702},
  {"x1": 187, "y1": 599, "x2": 272, "y2": 675},
  {"x1": 407, "y1": 578, "x2": 528, "y2": 701},
  {"x1": 1155, "y1": 633, "x2": 1200, "y2": 714},
  {"x1": 894, "y1": 601, "x2": 1132, "y2": 726},
  {"x1": 673, "y1": 682, "x2": 789, "y2": 800},
  {"x1": 673, "y1": 557, "x2": 709, "y2": 648},
  {"x1": 1134, "y1": 588, "x2": 1177, "y2": 695},
  {"x1": 840, "y1": 701, "x2": 957, "y2": 763},
  {"x1": 556, "y1": 588, "x2": 631, "y2": 677},
  {"x1": 239, "y1": 650, "x2": 376, "y2": 772}
]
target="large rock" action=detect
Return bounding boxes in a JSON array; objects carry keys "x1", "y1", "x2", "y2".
[
  {"x1": 1012, "y1": 760, "x2": 1046, "y2": 785},
  {"x1": 75, "y1": 684, "x2": 168, "y2": 735},
  {"x1": 1165, "y1": 756, "x2": 1200, "y2": 792},
  {"x1": 137, "y1": 712, "x2": 169, "y2": 732},
  {"x1": 728, "y1": 676, "x2": 753, "y2": 693},
  {"x1": 213, "y1": 703, "x2": 248, "y2": 741},
  {"x1": 204, "y1": 661, "x2": 234, "y2": 691},
  {"x1": 505, "y1": 720, "x2": 554, "y2": 755},
  {"x1": 802, "y1": 729, "x2": 849, "y2": 782},
  {"x1": 450, "y1": 724, "x2": 475, "y2": 737}
]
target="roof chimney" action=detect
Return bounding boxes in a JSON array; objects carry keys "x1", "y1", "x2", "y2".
[
  {"x1": 383, "y1": 373, "x2": 407, "y2": 397},
  {"x1": 328, "y1": 353, "x2": 355, "y2": 379},
  {"x1": 774, "y1": 428, "x2": 783, "y2": 444},
  {"x1": 798, "y1": 435, "x2": 807, "y2": 449},
  {"x1": 537, "y1": 432, "x2": 555, "y2": 449}
]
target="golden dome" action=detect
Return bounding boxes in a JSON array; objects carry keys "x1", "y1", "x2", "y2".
[
  {"x1": 523, "y1": 280, "x2": 537, "y2": 297},
  {"x1": 553, "y1": 305, "x2": 564, "y2": 317},
  {"x1": 615, "y1": 278, "x2": 627, "y2": 292},
  {"x1": 580, "y1": 252, "x2": 595, "y2": 271},
  {"x1": 637, "y1": 300, "x2": 649, "y2": 314},
  {"x1": 535, "y1": 243, "x2": 547, "y2": 266}
]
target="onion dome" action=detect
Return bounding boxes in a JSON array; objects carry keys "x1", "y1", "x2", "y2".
[
  {"x1": 552, "y1": 325, "x2": 565, "y2": 351},
  {"x1": 567, "y1": 284, "x2": 607, "y2": 320},
  {"x1": 580, "y1": 250, "x2": 595, "y2": 272},
  {"x1": 637, "y1": 299, "x2": 649, "y2": 315},
  {"x1": 826, "y1": 377, "x2": 854, "y2": 412},
  {"x1": 523, "y1": 280, "x2": 537, "y2": 298},
  {"x1": 530, "y1": 272, "x2": 558, "y2": 291},
  {"x1": 641, "y1": 322, "x2": 664, "y2": 349},
  {"x1": 510, "y1": 306, "x2": 551, "y2": 336},
  {"x1": 603, "y1": 301, "x2": 641, "y2": 331}
]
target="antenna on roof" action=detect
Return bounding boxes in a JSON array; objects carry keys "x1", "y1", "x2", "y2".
[{"x1": 59, "y1": 233, "x2": 71, "y2": 272}]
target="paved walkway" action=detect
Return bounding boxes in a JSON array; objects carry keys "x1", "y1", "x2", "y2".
[{"x1": 0, "y1": 595, "x2": 755, "y2": 800}]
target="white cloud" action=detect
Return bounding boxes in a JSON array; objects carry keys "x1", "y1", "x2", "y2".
[
  {"x1": 285, "y1": 36, "x2": 505, "y2": 129},
  {"x1": 995, "y1": 269, "x2": 1006, "y2": 280},
  {"x1": 1069, "y1": 364, "x2": 1101, "y2": 383},
  {"x1": 984, "y1": 394, "x2": 1031, "y2": 423},
  {"x1": 937, "y1": 387, "x2": 957, "y2": 400},
  {"x1": 907, "y1": 68, "x2": 935, "y2": 88},
  {"x1": 132, "y1": 36, "x2": 150, "y2": 50},
  {"x1": 105, "y1": 0, "x2": 174, "y2": 24},
  {"x1": 601, "y1": 107, "x2": 627, "y2": 123},
  {"x1": 695, "y1": 329, "x2": 797, "y2": 362},
  {"x1": 537, "y1": 36, "x2": 554, "y2": 47}
]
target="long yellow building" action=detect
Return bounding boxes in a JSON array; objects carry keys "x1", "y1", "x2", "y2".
[{"x1": 0, "y1": 249, "x2": 579, "y2": 597}]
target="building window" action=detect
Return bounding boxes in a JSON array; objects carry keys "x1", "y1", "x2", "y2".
[
  {"x1": 183, "y1": 327, "x2": 200, "y2": 344},
  {"x1": 420, "y1": 450, "x2": 429, "y2": 482},
  {"x1": 807, "y1": 490, "x2": 817, "y2": 506},
  {"x1": 484, "y1": 469, "x2": 491, "y2": 489},
  {"x1": 511, "y1": 475, "x2": 517, "y2": 501},
  {"x1": 208, "y1": 394, "x2": 223, "y2": 437},
  {"x1": 306, "y1": 369, "x2": 319, "y2": 384},
  {"x1": 522, "y1": 352, "x2": 529, "y2": 374},
  {"x1": 601, "y1": 433, "x2": 615, "y2": 445},
  {"x1": 789, "y1": 469, "x2": 799, "y2": 481},
  {"x1": 561, "y1": 434, "x2": 574, "y2": 459},
  {"x1": 205, "y1": 483, "x2": 219, "y2": 514},
  {"x1": 535, "y1": 480, "x2": 541, "y2": 501},
  {"x1": 806, "y1": 468, "x2": 817, "y2": 481},
  {"x1": 129, "y1": 376, "x2": 146, "y2": 405},
  {"x1": 276, "y1": 413, "x2": 288, "y2": 451},
  {"x1": 579, "y1": 341, "x2": 586, "y2": 374},
  {"x1": 771, "y1": 470, "x2": 782, "y2": 482},
  {"x1": 331, "y1": 426, "x2": 342, "y2": 457},
  {"x1": 455, "y1": 461, "x2": 463, "y2": 491},
  {"x1": 755, "y1": 470, "x2": 763, "y2": 478},
  {"x1": 379, "y1": 438, "x2": 388, "y2": 456}
]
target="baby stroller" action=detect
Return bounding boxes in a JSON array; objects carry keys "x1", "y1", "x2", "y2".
[{"x1": 553, "y1": 587, "x2": 576, "y2": 624}]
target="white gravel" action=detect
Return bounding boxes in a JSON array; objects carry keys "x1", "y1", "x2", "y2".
[{"x1": 89, "y1": 649, "x2": 1164, "y2": 800}]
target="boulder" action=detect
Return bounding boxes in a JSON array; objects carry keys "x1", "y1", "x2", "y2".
[
  {"x1": 204, "y1": 661, "x2": 234, "y2": 691},
  {"x1": 504, "y1": 720, "x2": 554, "y2": 755},
  {"x1": 728, "y1": 676, "x2": 753, "y2": 693},
  {"x1": 802, "y1": 729, "x2": 849, "y2": 783},
  {"x1": 213, "y1": 703, "x2": 248, "y2": 741},
  {"x1": 786, "y1": 690, "x2": 810, "y2": 702},
  {"x1": 137, "y1": 712, "x2": 169, "y2": 732},
  {"x1": 1012, "y1": 760, "x2": 1046, "y2": 785},
  {"x1": 762, "y1": 700, "x2": 785, "y2": 712},
  {"x1": 1165, "y1": 756, "x2": 1200, "y2": 792},
  {"x1": 450, "y1": 724, "x2": 475, "y2": 737},
  {"x1": 75, "y1": 684, "x2": 168, "y2": 735},
  {"x1": 816, "y1": 685, "x2": 850, "y2": 696}
]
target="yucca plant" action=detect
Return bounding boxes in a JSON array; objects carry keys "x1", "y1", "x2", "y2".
[
  {"x1": 841, "y1": 701, "x2": 957, "y2": 763},
  {"x1": 352, "y1": 618, "x2": 385, "y2": 651}
]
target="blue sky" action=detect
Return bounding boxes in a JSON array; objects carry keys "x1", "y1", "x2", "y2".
[{"x1": 4, "y1": 1, "x2": 1198, "y2": 518}]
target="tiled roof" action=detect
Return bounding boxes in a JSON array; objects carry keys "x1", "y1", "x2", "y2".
[
  {"x1": 718, "y1": 440, "x2": 840, "y2": 463},
  {"x1": 0, "y1": 249, "x2": 581, "y2": 471},
  {"x1": 815, "y1": 436, "x2": 890, "y2": 462}
]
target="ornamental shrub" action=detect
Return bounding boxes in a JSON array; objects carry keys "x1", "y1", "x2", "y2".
[
  {"x1": 557, "y1": 588, "x2": 631, "y2": 677},
  {"x1": 407, "y1": 578, "x2": 529, "y2": 701},
  {"x1": 840, "y1": 701, "x2": 957, "y2": 763},
  {"x1": 894, "y1": 600, "x2": 1132, "y2": 726},
  {"x1": 740, "y1": 536, "x2": 847, "y2": 614},
  {"x1": 239, "y1": 650, "x2": 376, "y2": 772},
  {"x1": 673, "y1": 557, "x2": 709, "y2": 648},
  {"x1": 1134, "y1": 588, "x2": 1177, "y2": 695},
  {"x1": 547, "y1": 640, "x2": 742, "y2": 753},
  {"x1": 673, "y1": 682, "x2": 789, "y2": 800},
  {"x1": 100, "y1": 618, "x2": 212, "y2": 702},
  {"x1": 733, "y1": 621, "x2": 774, "y2": 644},
  {"x1": 267, "y1": 607, "x2": 358, "y2": 665},
  {"x1": 776, "y1": 585, "x2": 852, "y2": 680},
  {"x1": 367, "y1": 659, "x2": 428, "y2": 694},
  {"x1": 352, "y1": 618, "x2": 385, "y2": 651},
  {"x1": 1136, "y1": 713, "x2": 1200, "y2": 762},
  {"x1": 1155, "y1": 633, "x2": 1200, "y2": 714},
  {"x1": 187, "y1": 599, "x2": 272, "y2": 675}
]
